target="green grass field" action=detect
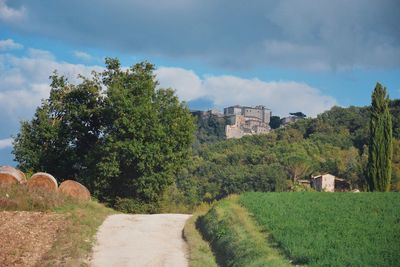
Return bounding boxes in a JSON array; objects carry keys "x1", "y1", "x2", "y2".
[{"x1": 240, "y1": 192, "x2": 400, "y2": 267}]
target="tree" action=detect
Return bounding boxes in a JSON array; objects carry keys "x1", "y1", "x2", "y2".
[
  {"x1": 367, "y1": 83, "x2": 393, "y2": 191},
  {"x1": 284, "y1": 154, "x2": 312, "y2": 182},
  {"x1": 269, "y1": 115, "x2": 281, "y2": 129},
  {"x1": 13, "y1": 58, "x2": 195, "y2": 204},
  {"x1": 95, "y1": 59, "x2": 195, "y2": 202},
  {"x1": 290, "y1": 112, "x2": 307, "y2": 118}
]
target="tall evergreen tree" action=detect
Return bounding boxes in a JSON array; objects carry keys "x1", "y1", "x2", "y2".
[{"x1": 367, "y1": 83, "x2": 393, "y2": 191}]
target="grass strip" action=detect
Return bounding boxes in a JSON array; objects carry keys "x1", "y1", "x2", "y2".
[
  {"x1": 41, "y1": 200, "x2": 116, "y2": 266},
  {"x1": 183, "y1": 203, "x2": 218, "y2": 267},
  {"x1": 198, "y1": 195, "x2": 291, "y2": 267}
]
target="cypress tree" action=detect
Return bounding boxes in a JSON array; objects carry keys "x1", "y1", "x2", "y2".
[{"x1": 367, "y1": 83, "x2": 393, "y2": 191}]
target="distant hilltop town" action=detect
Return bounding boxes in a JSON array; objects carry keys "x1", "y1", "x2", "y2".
[{"x1": 192, "y1": 105, "x2": 306, "y2": 139}]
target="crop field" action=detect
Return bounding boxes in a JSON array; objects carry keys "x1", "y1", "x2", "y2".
[{"x1": 240, "y1": 192, "x2": 400, "y2": 267}]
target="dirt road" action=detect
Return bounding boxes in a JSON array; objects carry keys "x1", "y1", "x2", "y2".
[{"x1": 90, "y1": 214, "x2": 191, "y2": 267}]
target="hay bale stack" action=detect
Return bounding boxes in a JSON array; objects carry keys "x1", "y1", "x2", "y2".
[
  {"x1": 59, "y1": 180, "x2": 91, "y2": 201},
  {"x1": 27, "y1": 172, "x2": 58, "y2": 192},
  {"x1": 0, "y1": 166, "x2": 26, "y2": 186}
]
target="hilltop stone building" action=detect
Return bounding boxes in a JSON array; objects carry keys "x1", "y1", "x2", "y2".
[{"x1": 224, "y1": 105, "x2": 271, "y2": 139}]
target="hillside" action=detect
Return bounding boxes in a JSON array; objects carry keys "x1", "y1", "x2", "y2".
[{"x1": 176, "y1": 101, "x2": 400, "y2": 207}]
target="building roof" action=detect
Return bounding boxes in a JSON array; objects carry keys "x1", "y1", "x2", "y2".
[
  {"x1": 311, "y1": 173, "x2": 335, "y2": 179},
  {"x1": 311, "y1": 174, "x2": 347, "y2": 182}
]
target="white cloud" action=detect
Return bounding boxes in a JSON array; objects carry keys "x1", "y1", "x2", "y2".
[
  {"x1": 0, "y1": 138, "x2": 12, "y2": 149},
  {"x1": 0, "y1": 39, "x2": 23, "y2": 51},
  {"x1": 73, "y1": 50, "x2": 93, "y2": 61},
  {"x1": 156, "y1": 67, "x2": 336, "y2": 117},
  {"x1": 27, "y1": 48, "x2": 55, "y2": 60},
  {"x1": 155, "y1": 67, "x2": 202, "y2": 100},
  {"x1": 0, "y1": 0, "x2": 25, "y2": 22},
  {"x1": 0, "y1": 50, "x2": 102, "y2": 121}
]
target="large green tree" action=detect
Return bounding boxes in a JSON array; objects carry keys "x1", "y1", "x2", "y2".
[
  {"x1": 367, "y1": 83, "x2": 393, "y2": 191},
  {"x1": 13, "y1": 58, "x2": 195, "y2": 203}
]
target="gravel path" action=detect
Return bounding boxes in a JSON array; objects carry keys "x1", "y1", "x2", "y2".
[{"x1": 90, "y1": 214, "x2": 191, "y2": 267}]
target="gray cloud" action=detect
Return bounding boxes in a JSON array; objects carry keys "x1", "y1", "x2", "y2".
[
  {"x1": 0, "y1": 0, "x2": 25, "y2": 22},
  {"x1": 2, "y1": 0, "x2": 399, "y2": 70}
]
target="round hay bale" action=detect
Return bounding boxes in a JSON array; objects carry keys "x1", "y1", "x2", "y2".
[
  {"x1": 59, "y1": 180, "x2": 91, "y2": 201},
  {"x1": 0, "y1": 171, "x2": 19, "y2": 186},
  {"x1": 27, "y1": 172, "x2": 58, "y2": 192},
  {"x1": 0, "y1": 166, "x2": 26, "y2": 184}
]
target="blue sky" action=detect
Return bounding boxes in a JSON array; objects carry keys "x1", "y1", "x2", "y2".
[{"x1": 0, "y1": 0, "x2": 399, "y2": 165}]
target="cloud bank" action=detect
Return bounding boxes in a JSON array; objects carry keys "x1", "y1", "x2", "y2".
[{"x1": 2, "y1": 0, "x2": 399, "y2": 70}]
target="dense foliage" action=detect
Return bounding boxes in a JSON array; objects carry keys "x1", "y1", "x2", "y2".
[
  {"x1": 192, "y1": 111, "x2": 227, "y2": 145},
  {"x1": 13, "y1": 58, "x2": 195, "y2": 206},
  {"x1": 367, "y1": 83, "x2": 393, "y2": 191},
  {"x1": 240, "y1": 192, "x2": 400, "y2": 267}
]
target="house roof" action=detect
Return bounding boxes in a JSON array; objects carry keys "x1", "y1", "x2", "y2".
[{"x1": 311, "y1": 174, "x2": 348, "y2": 182}]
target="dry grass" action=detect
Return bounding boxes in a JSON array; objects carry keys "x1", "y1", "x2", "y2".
[
  {"x1": 0, "y1": 185, "x2": 65, "y2": 211},
  {"x1": 41, "y1": 201, "x2": 115, "y2": 267}
]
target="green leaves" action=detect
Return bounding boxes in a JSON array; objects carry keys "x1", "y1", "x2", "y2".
[{"x1": 367, "y1": 83, "x2": 393, "y2": 191}]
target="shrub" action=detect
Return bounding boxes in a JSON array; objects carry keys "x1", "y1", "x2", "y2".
[{"x1": 113, "y1": 197, "x2": 158, "y2": 214}]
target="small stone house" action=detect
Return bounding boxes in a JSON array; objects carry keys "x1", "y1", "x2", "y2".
[
  {"x1": 311, "y1": 174, "x2": 336, "y2": 192},
  {"x1": 311, "y1": 174, "x2": 350, "y2": 192}
]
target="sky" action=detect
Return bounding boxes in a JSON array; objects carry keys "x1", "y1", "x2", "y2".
[{"x1": 0, "y1": 0, "x2": 399, "y2": 165}]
